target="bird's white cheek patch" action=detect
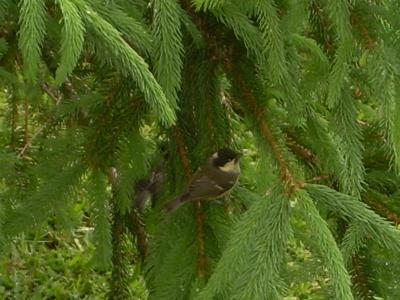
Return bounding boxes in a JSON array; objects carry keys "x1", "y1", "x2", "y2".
[{"x1": 219, "y1": 160, "x2": 239, "y2": 172}]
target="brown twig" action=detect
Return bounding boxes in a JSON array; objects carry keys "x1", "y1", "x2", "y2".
[
  {"x1": 238, "y1": 82, "x2": 303, "y2": 195},
  {"x1": 18, "y1": 83, "x2": 63, "y2": 157},
  {"x1": 172, "y1": 126, "x2": 192, "y2": 179},
  {"x1": 307, "y1": 175, "x2": 331, "y2": 183},
  {"x1": 350, "y1": 12, "x2": 377, "y2": 50},
  {"x1": 285, "y1": 134, "x2": 318, "y2": 164},
  {"x1": 126, "y1": 210, "x2": 148, "y2": 259},
  {"x1": 10, "y1": 94, "x2": 18, "y2": 150},
  {"x1": 23, "y1": 98, "x2": 29, "y2": 147},
  {"x1": 351, "y1": 254, "x2": 372, "y2": 299},
  {"x1": 363, "y1": 193, "x2": 400, "y2": 225},
  {"x1": 172, "y1": 126, "x2": 207, "y2": 278}
]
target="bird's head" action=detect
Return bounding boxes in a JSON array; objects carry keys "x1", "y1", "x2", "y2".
[{"x1": 212, "y1": 148, "x2": 242, "y2": 172}]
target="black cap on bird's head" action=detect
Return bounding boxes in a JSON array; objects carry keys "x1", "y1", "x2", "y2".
[{"x1": 212, "y1": 148, "x2": 241, "y2": 167}]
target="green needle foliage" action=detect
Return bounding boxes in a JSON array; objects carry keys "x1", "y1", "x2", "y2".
[
  {"x1": 55, "y1": 0, "x2": 85, "y2": 85},
  {"x1": 1, "y1": 0, "x2": 400, "y2": 298},
  {"x1": 18, "y1": 0, "x2": 46, "y2": 82}
]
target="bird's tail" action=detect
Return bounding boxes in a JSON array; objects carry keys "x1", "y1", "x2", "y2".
[{"x1": 164, "y1": 193, "x2": 189, "y2": 213}]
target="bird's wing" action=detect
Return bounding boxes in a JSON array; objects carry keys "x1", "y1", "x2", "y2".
[{"x1": 186, "y1": 175, "x2": 227, "y2": 201}]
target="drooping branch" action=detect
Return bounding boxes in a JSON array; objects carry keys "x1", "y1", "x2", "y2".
[
  {"x1": 107, "y1": 167, "x2": 129, "y2": 299},
  {"x1": 18, "y1": 83, "x2": 63, "y2": 157},
  {"x1": 126, "y1": 209, "x2": 148, "y2": 260},
  {"x1": 351, "y1": 252, "x2": 372, "y2": 299},
  {"x1": 172, "y1": 126, "x2": 207, "y2": 278},
  {"x1": 285, "y1": 134, "x2": 318, "y2": 165},
  {"x1": 172, "y1": 126, "x2": 192, "y2": 179},
  {"x1": 10, "y1": 93, "x2": 18, "y2": 150},
  {"x1": 363, "y1": 192, "x2": 400, "y2": 225},
  {"x1": 232, "y1": 73, "x2": 303, "y2": 195},
  {"x1": 23, "y1": 97, "x2": 29, "y2": 148}
]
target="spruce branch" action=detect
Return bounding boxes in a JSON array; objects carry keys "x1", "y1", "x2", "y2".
[
  {"x1": 172, "y1": 126, "x2": 192, "y2": 180},
  {"x1": 89, "y1": 1, "x2": 152, "y2": 56},
  {"x1": 212, "y1": 4, "x2": 264, "y2": 63},
  {"x1": 332, "y1": 91, "x2": 364, "y2": 197},
  {"x1": 18, "y1": 83, "x2": 63, "y2": 157},
  {"x1": 307, "y1": 184, "x2": 400, "y2": 255},
  {"x1": 230, "y1": 69, "x2": 303, "y2": 195},
  {"x1": 152, "y1": 0, "x2": 184, "y2": 110},
  {"x1": 126, "y1": 209, "x2": 148, "y2": 260},
  {"x1": 10, "y1": 94, "x2": 18, "y2": 150},
  {"x1": 350, "y1": 11, "x2": 377, "y2": 50},
  {"x1": 107, "y1": 167, "x2": 130, "y2": 299},
  {"x1": 23, "y1": 97, "x2": 29, "y2": 150},
  {"x1": 77, "y1": 2, "x2": 176, "y2": 126},
  {"x1": 307, "y1": 175, "x2": 331, "y2": 183},
  {"x1": 193, "y1": 0, "x2": 229, "y2": 10},
  {"x1": 351, "y1": 253, "x2": 372, "y2": 299},
  {"x1": 251, "y1": 0, "x2": 288, "y2": 84},
  {"x1": 320, "y1": 0, "x2": 353, "y2": 108},
  {"x1": 0, "y1": 0, "x2": 9, "y2": 22},
  {"x1": 198, "y1": 187, "x2": 290, "y2": 299},
  {"x1": 363, "y1": 192, "x2": 400, "y2": 225},
  {"x1": 55, "y1": 0, "x2": 85, "y2": 85},
  {"x1": 18, "y1": 0, "x2": 46, "y2": 82},
  {"x1": 89, "y1": 172, "x2": 112, "y2": 270},
  {"x1": 298, "y1": 190, "x2": 353, "y2": 299},
  {"x1": 172, "y1": 126, "x2": 207, "y2": 278},
  {"x1": 285, "y1": 134, "x2": 318, "y2": 165}
]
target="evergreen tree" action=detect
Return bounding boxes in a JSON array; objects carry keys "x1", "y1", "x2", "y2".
[{"x1": 1, "y1": 0, "x2": 400, "y2": 298}]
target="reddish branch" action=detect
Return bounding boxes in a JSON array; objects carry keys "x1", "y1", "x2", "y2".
[
  {"x1": 127, "y1": 209, "x2": 149, "y2": 260},
  {"x1": 307, "y1": 175, "x2": 330, "y2": 183},
  {"x1": 172, "y1": 126, "x2": 192, "y2": 179},
  {"x1": 351, "y1": 12, "x2": 377, "y2": 50},
  {"x1": 363, "y1": 193, "x2": 400, "y2": 225},
  {"x1": 351, "y1": 253, "x2": 371, "y2": 298},
  {"x1": 23, "y1": 98, "x2": 29, "y2": 148},
  {"x1": 285, "y1": 134, "x2": 318, "y2": 164},
  {"x1": 237, "y1": 82, "x2": 303, "y2": 195},
  {"x1": 172, "y1": 126, "x2": 207, "y2": 278},
  {"x1": 10, "y1": 95, "x2": 18, "y2": 150},
  {"x1": 19, "y1": 83, "x2": 63, "y2": 157}
]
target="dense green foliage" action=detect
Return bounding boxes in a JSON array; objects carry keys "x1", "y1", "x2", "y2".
[{"x1": 1, "y1": 0, "x2": 400, "y2": 299}]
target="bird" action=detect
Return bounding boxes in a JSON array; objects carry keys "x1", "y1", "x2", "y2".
[
  {"x1": 133, "y1": 168, "x2": 164, "y2": 212},
  {"x1": 164, "y1": 148, "x2": 241, "y2": 212}
]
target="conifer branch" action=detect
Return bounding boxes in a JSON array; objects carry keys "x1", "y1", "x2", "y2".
[
  {"x1": 109, "y1": 203, "x2": 129, "y2": 299},
  {"x1": 77, "y1": 1, "x2": 176, "y2": 126},
  {"x1": 172, "y1": 126, "x2": 207, "y2": 278},
  {"x1": 126, "y1": 209, "x2": 148, "y2": 259},
  {"x1": 231, "y1": 71, "x2": 303, "y2": 195},
  {"x1": 351, "y1": 253, "x2": 371, "y2": 299},
  {"x1": 107, "y1": 167, "x2": 130, "y2": 299},
  {"x1": 89, "y1": 172, "x2": 112, "y2": 270},
  {"x1": 23, "y1": 98, "x2": 28, "y2": 149},
  {"x1": 10, "y1": 94, "x2": 18, "y2": 150},
  {"x1": 285, "y1": 134, "x2": 317, "y2": 164},
  {"x1": 153, "y1": 0, "x2": 184, "y2": 110},
  {"x1": 55, "y1": 0, "x2": 85, "y2": 85},
  {"x1": 172, "y1": 126, "x2": 192, "y2": 180},
  {"x1": 18, "y1": 0, "x2": 46, "y2": 82},
  {"x1": 18, "y1": 83, "x2": 63, "y2": 157},
  {"x1": 363, "y1": 192, "x2": 400, "y2": 225},
  {"x1": 299, "y1": 191, "x2": 353, "y2": 299},
  {"x1": 350, "y1": 12, "x2": 377, "y2": 50},
  {"x1": 193, "y1": 0, "x2": 228, "y2": 10}
]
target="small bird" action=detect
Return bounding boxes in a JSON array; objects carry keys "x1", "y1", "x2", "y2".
[
  {"x1": 165, "y1": 148, "x2": 241, "y2": 212},
  {"x1": 133, "y1": 168, "x2": 164, "y2": 212}
]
